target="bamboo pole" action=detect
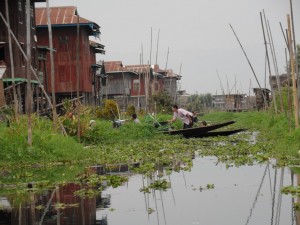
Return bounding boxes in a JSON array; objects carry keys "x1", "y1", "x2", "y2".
[
  {"x1": 287, "y1": 15, "x2": 299, "y2": 128},
  {"x1": 285, "y1": 48, "x2": 292, "y2": 132},
  {"x1": 279, "y1": 22, "x2": 289, "y2": 49},
  {"x1": 155, "y1": 29, "x2": 160, "y2": 65},
  {"x1": 5, "y1": 0, "x2": 18, "y2": 120},
  {"x1": 289, "y1": 0, "x2": 300, "y2": 111},
  {"x1": 149, "y1": 27, "x2": 153, "y2": 65},
  {"x1": 263, "y1": 11, "x2": 285, "y2": 114},
  {"x1": 46, "y1": 0, "x2": 58, "y2": 130},
  {"x1": 76, "y1": 9, "x2": 81, "y2": 140},
  {"x1": 0, "y1": 11, "x2": 67, "y2": 135},
  {"x1": 121, "y1": 67, "x2": 127, "y2": 108},
  {"x1": 259, "y1": 13, "x2": 275, "y2": 111},
  {"x1": 230, "y1": 23, "x2": 268, "y2": 110},
  {"x1": 26, "y1": 0, "x2": 32, "y2": 145}
]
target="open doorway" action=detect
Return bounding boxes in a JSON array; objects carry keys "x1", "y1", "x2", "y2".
[{"x1": 0, "y1": 43, "x2": 5, "y2": 66}]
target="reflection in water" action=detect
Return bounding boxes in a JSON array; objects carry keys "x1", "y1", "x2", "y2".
[
  {"x1": 0, "y1": 156, "x2": 298, "y2": 225},
  {"x1": 99, "y1": 157, "x2": 295, "y2": 225}
]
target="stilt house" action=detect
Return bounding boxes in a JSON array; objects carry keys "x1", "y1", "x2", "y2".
[
  {"x1": 35, "y1": 6, "x2": 105, "y2": 105},
  {"x1": 253, "y1": 88, "x2": 271, "y2": 110},
  {"x1": 0, "y1": 0, "x2": 46, "y2": 113}
]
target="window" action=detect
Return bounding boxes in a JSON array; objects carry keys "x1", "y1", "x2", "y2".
[
  {"x1": 0, "y1": 44, "x2": 5, "y2": 64},
  {"x1": 133, "y1": 79, "x2": 139, "y2": 91}
]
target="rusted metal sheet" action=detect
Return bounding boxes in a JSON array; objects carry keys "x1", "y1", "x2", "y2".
[
  {"x1": 0, "y1": 0, "x2": 40, "y2": 81},
  {"x1": 36, "y1": 6, "x2": 92, "y2": 26},
  {"x1": 35, "y1": 6, "x2": 104, "y2": 95}
]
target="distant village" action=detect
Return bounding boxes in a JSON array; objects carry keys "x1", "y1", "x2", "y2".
[{"x1": 0, "y1": 1, "x2": 290, "y2": 114}]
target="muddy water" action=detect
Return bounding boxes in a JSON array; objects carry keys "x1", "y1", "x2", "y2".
[
  {"x1": 98, "y1": 156, "x2": 294, "y2": 225},
  {"x1": 0, "y1": 155, "x2": 296, "y2": 225}
]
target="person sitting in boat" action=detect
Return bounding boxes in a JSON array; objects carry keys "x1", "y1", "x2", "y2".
[
  {"x1": 132, "y1": 113, "x2": 141, "y2": 124},
  {"x1": 199, "y1": 121, "x2": 207, "y2": 127},
  {"x1": 168, "y1": 104, "x2": 194, "y2": 129}
]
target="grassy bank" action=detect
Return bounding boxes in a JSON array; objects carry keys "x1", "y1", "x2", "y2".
[
  {"x1": 201, "y1": 110, "x2": 300, "y2": 157},
  {"x1": 0, "y1": 110, "x2": 299, "y2": 170}
]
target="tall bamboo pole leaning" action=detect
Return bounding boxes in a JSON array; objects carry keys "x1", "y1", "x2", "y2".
[
  {"x1": 76, "y1": 9, "x2": 81, "y2": 139},
  {"x1": 259, "y1": 12, "x2": 276, "y2": 112},
  {"x1": 263, "y1": 11, "x2": 284, "y2": 113},
  {"x1": 229, "y1": 24, "x2": 267, "y2": 109},
  {"x1": 46, "y1": 0, "x2": 58, "y2": 130},
  {"x1": 5, "y1": 0, "x2": 18, "y2": 121},
  {"x1": 0, "y1": 12, "x2": 67, "y2": 135},
  {"x1": 287, "y1": 15, "x2": 298, "y2": 128},
  {"x1": 26, "y1": 0, "x2": 32, "y2": 145}
]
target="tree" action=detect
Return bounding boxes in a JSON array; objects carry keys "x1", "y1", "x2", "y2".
[
  {"x1": 186, "y1": 93, "x2": 212, "y2": 113},
  {"x1": 149, "y1": 91, "x2": 173, "y2": 113}
]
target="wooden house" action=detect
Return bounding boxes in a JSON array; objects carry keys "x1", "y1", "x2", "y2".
[
  {"x1": 103, "y1": 61, "x2": 166, "y2": 110},
  {"x1": 0, "y1": 0, "x2": 46, "y2": 113},
  {"x1": 160, "y1": 69, "x2": 181, "y2": 103},
  {"x1": 102, "y1": 61, "x2": 137, "y2": 109},
  {"x1": 269, "y1": 73, "x2": 294, "y2": 91},
  {"x1": 253, "y1": 88, "x2": 271, "y2": 110},
  {"x1": 125, "y1": 64, "x2": 165, "y2": 109},
  {"x1": 35, "y1": 6, "x2": 105, "y2": 105},
  {"x1": 212, "y1": 94, "x2": 247, "y2": 111}
]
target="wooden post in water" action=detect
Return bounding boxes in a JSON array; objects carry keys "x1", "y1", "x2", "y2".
[
  {"x1": 46, "y1": 0, "x2": 58, "y2": 130},
  {"x1": 289, "y1": 0, "x2": 300, "y2": 115},
  {"x1": 26, "y1": 0, "x2": 32, "y2": 145},
  {"x1": 76, "y1": 9, "x2": 81, "y2": 140},
  {"x1": 5, "y1": 0, "x2": 18, "y2": 119},
  {"x1": 0, "y1": 11, "x2": 67, "y2": 135},
  {"x1": 287, "y1": 15, "x2": 299, "y2": 128},
  {"x1": 285, "y1": 48, "x2": 292, "y2": 132},
  {"x1": 259, "y1": 12, "x2": 276, "y2": 112}
]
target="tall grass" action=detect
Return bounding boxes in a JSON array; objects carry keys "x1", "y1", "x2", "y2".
[
  {"x1": 0, "y1": 116, "x2": 93, "y2": 167},
  {"x1": 202, "y1": 111, "x2": 299, "y2": 157}
]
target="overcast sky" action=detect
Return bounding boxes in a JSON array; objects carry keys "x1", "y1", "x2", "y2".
[{"x1": 36, "y1": 0, "x2": 299, "y2": 95}]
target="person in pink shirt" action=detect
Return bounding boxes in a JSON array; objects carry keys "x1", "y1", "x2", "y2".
[{"x1": 168, "y1": 104, "x2": 194, "y2": 129}]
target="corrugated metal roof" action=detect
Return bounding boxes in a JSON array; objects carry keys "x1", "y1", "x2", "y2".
[
  {"x1": 35, "y1": 6, "x2": 101, "y2": 36},
  {"x1": 125, "y1": 65, "x2": 151, "y2": 73},
  {"x1": 90, "y1": 40, "x2": 105, "y2": 54},
  {"x1": 104, "y1": 61, "x2": 124, "y2": 73},
  {"x1": 36, "y1": 6, "x2": 89, "y2": 25}
]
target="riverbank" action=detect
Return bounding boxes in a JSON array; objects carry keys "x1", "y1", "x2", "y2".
[
  {"x1": 201, "y1": 111, "x2": 300, "y2": 158},
  {"x1": 0, "y1": 110, "x2": 299, "y2": 172}
]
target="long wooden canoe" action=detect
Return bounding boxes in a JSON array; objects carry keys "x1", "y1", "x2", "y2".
[
  {"x1": 187, "y1": 128, "x2": 247, "y2": 138},
  {"x1": 163, "y1": 120, "x2": 236, "y2": 137}
]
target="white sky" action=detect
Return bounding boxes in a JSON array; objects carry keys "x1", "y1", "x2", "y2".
[{"x1": 36, "y1": 0, "x2": 300, "y2": 95}]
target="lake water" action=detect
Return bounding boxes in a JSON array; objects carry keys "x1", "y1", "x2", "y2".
[
  {"x1": 0, "y1": 155, "x2": 297, "y2": 225},
  {"x1": 98, "y1": 156, "x2": 295, "y2": 225}
]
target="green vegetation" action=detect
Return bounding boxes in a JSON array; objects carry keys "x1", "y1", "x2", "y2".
[
  {"x1": 2, "y1": 102, "x2": 300, "y2": 204},
  {"x1": 186, "y1": 93, "x2": 212, "y2": 113},
  {"x1": 201, "y1": 110, "x2": 300, "y2": 158}
]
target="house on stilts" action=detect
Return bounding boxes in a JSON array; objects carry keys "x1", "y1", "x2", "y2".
[{"x1": 35, "y1": 6, "x2": 105, "y2": 106}]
